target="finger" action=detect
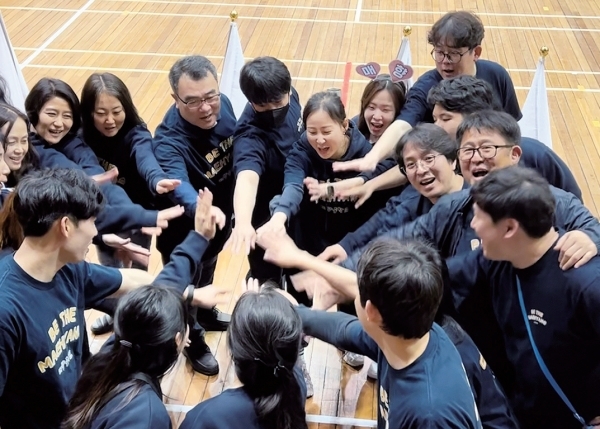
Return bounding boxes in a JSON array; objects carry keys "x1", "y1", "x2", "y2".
[
  {"x1": 573, "y1": 250, "x2": 595, "y2": 269},
  {"x1": 122, "y1": 244, "x2": 151, "y2": 256},
  {"x1": 332, "y1": 159, "x2": 359, "y2": 172},
  {"x1": 559, "y1": 247, "x2": 583, "y2": 270},
  {"x1": 355, "y1": 193, "x2": 370, "y2": 209}
]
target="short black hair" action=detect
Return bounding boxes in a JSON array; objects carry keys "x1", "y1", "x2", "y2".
[
  {"x1": 168, "y1": 55, "x2": 218, "y2": 93},
  {"x1": 25, "y1": 78, "x2": 82, "y2": 135},
  {"x1": 240, "y1": 56, "x2": 292, "y2": 105},
  {"x1": 427, "y1": 76, "x2": 501, "y2": 114},
  {"x1": 395, "y1": 123, "x2": 458, "y2": 175},
  {"x1": 471, "y1": 166, "x2": 555, "y2": 238},
  {"x1": 356, "y1": 238, "x2": 443, "y2": 339},
  {"x1": 13, "y1": 168, "x2": 104, "y2": 237},
  {"x1": 428, "y1": 11, "x2": 485, "y2": 49},
  {"x1": 456, "y1": 110, "x2": 521, "y2": 147}
]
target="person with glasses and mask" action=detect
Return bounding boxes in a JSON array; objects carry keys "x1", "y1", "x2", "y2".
[
  {"x1": 228, "y1": 57, "x2": 303, "y2": 286},
  {"x1": 152, "y1": 55, "x2": 236, "y2": 377},
  {"x1": 333, "y1": 10, "x2": 522, "y2": 176}
]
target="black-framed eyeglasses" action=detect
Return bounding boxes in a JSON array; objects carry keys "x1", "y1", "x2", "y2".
[
  {"x1": 457, "y1": 145, "x2": 513, "y2": 161},
  {"x1": 430, "y1": 48, "x2": 472, "y2": 64},
  {"x1": 174, "y1": 92, "x2": 221, "y2": 109},
  {"x1": 400, "y1": 154, "x2": 444, "y2": 174}
]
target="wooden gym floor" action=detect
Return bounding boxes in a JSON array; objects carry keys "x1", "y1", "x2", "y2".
[{"x1": 2, "y1": 0, "x2": 600, "y2": 427}]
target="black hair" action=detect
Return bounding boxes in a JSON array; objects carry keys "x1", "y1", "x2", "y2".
[
  {"x1": 427, "y1": 76, "x2": 501, "y2": 114},
  {"x1": 25, "y1": 78, "x2": 81, "y2": 135},
  {"x1": 356, "y1": 238, "x2": 443, "y2": 339},
  {"x1": 168, "y1": 55, "x2": 218, "y2": 93},
  {"x1": 63, "y1": 286, "x2": 188, "y2": 429},
  {"x1": 240, "y1": 56, "x2": 292, "y2": 105},
  {"x1": 0, "y1": 76, "x2": 8, "y2": 105},
  {"x1": 428, "y1": 11, "x2": 485, "y2": 49},
  {"x1": 471, "y1": 166, "x2": 555, "y2": 238},
  {"x1": 456, "y1": 109, "x2": 521, "y2": 147},
  {"x1": 394, "y1": 123, "x2": 458, "y2": 175},
  {"x1": 228, "y1": 287, "x2": 307, "y2": 429},
  {"x1": 302, "y1": 91, "x2": 346, "y2": 128},
  {"x1": 357, "y1": 74, "x2": 406, "y2": 138},
  {"x1": 0, "y1": 103, "x2": 40, "y2": 186},
  {"x1": 80, "y1": 73, "x2": 144, "y2": 143},
  {"x1": 12, "y1": 168, "x2": 104, "y2": 237}
]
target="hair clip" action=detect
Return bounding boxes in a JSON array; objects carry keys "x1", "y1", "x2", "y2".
[
  {"x1": 119, "y1": 339, "x2": 133, "y2": 348},
  {"x1": 356, "y1": 60, "x2": 414, "y2": 83}
]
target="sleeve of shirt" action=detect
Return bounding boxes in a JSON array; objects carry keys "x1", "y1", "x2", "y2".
[
  {"x1": 126, "y1": 125, "x2": 167, "y2": 195},
  {"x1": 579, "y1": 277, "x2": 600, "y2": 339},
  {"x1": 153, "y1": 231, "x2": 209, "y2": 294},
  {"x1": 444, "y1": 249, "x2": 490, "y2": 310},
  {"x1": 76, "y1": 262, "x2": 123, "y2": 308},
  {"x1": 338, "y1": 193, "x2": 416, "y2": 254},
  {"x1": 60, "y1": 136, "x2": 105, "y2": 175},
  {"x1": 553, "y1": 187, "x2": 600, "y2": 250},
  {"x1": 296, "y1": 305, "x2": 379, "y2": 361},
  {"x1": 233, "y1": 130, "x2": 268, "y2": 177},
  {"x1": 396, "y1": 78, "x2": 433, "y2": 126},
  {"x1": 36, "y1": 146, "x2": 82, "y2": 170},
  {"x1": 153, "y1": 135, "x2": 198, "y2": 218},
  {"x1": 271, "y1": 141, "x2": 310, "y2": 219},
  {"x1": 528, "y1": 146, "x2": 582, "y2": 201},
  {"x1": 340, "y1": 202, "x2": 437, "y2": 272},
  {"x1": 95, "y1": 184, "x2": 159, "y2": 233}
]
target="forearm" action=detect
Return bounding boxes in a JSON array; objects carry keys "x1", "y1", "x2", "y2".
[
  {"x1": 368, "y1": 167, "x2": 407, "y2": 192},
  {"x1": 233, "y1": 171, "x2": 260, "y2": 226},
  {"x1": 294, "y1": 251, "x2": 358, "y2": 300},
  {"x1": 110, "y1": 268, "x2": 155, "y2": 297},
  {"x1": 368, "y1": 119, "x2": 412, "y2": 162}
]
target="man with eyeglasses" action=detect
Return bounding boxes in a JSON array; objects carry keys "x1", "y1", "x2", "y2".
[
  {"x1": 152, "y1": 55, "x2": 237, "y2": 376},
  {"x1": 333, "y1": 10, "x2": 521, "y2": 174}
]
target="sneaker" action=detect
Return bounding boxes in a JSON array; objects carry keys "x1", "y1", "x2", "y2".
[
  {"x1": 343, "y1": 351, "x2": 365, "y2": 368},
  {"x1": 367, "y1": 362, "x2": 378, "y2": 380},
  {"x1": 91, "y1": 314, "x2": 114, "y2": 335},
  {"x1": 298, "y1": 354, "x2": 314, "y2": 398}
]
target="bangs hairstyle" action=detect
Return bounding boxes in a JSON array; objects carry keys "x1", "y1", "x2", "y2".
[
  {"x1": 427, "y1": 11, "x2": 485, "y2": 49},
  {"x1": 470, "y1": 166, "x2": 555, "y2": 239},
  {"x1": 302, "y1": 91, "x2": 346, "y2": 128},
  {"x1": 356, "y1": 238, "x2": 443, "y2": 339},
  {"x1": 240, "y1": 56, "x2": 292, "y2": 105},
  {"x1": 0, "y1": 103, "x2": 40, "y2": 181},
  {"x1": 357, "y1": 74, "x2": 406, "y2": 138},
  {"x1": 456, "y1": 109, "x2": 521, "y2": 147},
  {"x1": 63, "y1": 286, "x2": 188, "y2": 429},
  {"x1": 427, "y1": 75, "x2": 501, "y2": 115},
  {"x1": 80, "y1": 73, "x2": 144, "y2": 140},
  {"x1": 228, "y1": 285, "x2": 307, "y2": 429},
  {"x1": 13, "y1": 168, "x2": 104, "y2": 237},
  {"x1": 25, "y1": 78, "x2": 81, "y2": 134},
  {"x1": 395, "y1": 123, "x2": 458, "y2": 175}
]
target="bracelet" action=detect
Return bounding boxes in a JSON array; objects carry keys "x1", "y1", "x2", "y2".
[{"x1": 185, "y1": 285, "x2": 195, "y2": 307}]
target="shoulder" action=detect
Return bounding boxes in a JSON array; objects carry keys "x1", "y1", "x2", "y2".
[
  {"x1": 413, "y1": 68, "x2": 442, "y2": 88},
  {"x1": 98, "y1": 384, "x2": 171, "y2": 429},
  {"x1": 433, "y1": 189, "x2": 471, "y2": 211},
  {"x1": 181, "y1": 388, "x2": 257, "y2": 429},
  {"x1": 477, "y1": 59, "x2": 511, "y2": 77}
]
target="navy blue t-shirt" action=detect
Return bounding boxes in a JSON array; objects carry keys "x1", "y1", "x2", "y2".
[
  {"x1": 88, "y1": 383, "x2": 171, "y2": 429},
  {"x1": 232, "y1": 88, "x2": 304, "y2": 225},
  {"x1": 296, "y1": 306, "x2": 482, "y2": 429},
  {"x1": 85, "y1": 124, "x2": 167, "y2": 209},
  {"x1": 519, "y1": 136, "x2": 581, "y2": 200},
  {"x1": 447, "y1": 235, "x2": 600, "y2": 428},
  {"x1": 399, "y1": 60, "x2": 522, "y2": 126},
  {"x1": 179, "y1": 365, "x2": 307, "y2": 429},
  {"x1": 0, "y1": 257, "x2": 122, "y2": 429},
  {"x1": 153, "y1": 94, "x2": 237, "y2": 259}
]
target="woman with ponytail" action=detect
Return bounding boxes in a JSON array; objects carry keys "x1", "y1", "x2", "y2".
[
  {"x1": 62, "y1": 285, "x2": 189, "y2": 429},
  {"x1": 180, "y1": 282, "x2": 307, "y2": 429}
]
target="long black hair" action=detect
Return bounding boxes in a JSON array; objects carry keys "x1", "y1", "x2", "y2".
[
  {"x1": 63, "y1": 286, "x2": 188, "y2": 429},
  {"x1": 228, "y1": 286, "x2": 307, "y2": 429},
  {"x1": 80, "y1": 72, "x2": 144, "y2": 144}
]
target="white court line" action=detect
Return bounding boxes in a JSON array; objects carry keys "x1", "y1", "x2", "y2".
[
  {"x1": 2, "y1": 6, "x2": 600, "y2": 32},
  {"x1": 21, "y1": 64, "x2": 600, "y2": 92},
  {"x1": 14, "y1": 47, "x2": 600, "y2": 76},
  {"x1": 102, "y1": 0, "x2": 600, "y2": 20},
  {"x1": 20, "y1": 0, "x2": 96, "y2": 67},
  {"x1": 164, "y1": 404, "x2": 377, "y2": 427},
  {"x1": 354, "y1": 0, "x2": 363, "y2": 23}
]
